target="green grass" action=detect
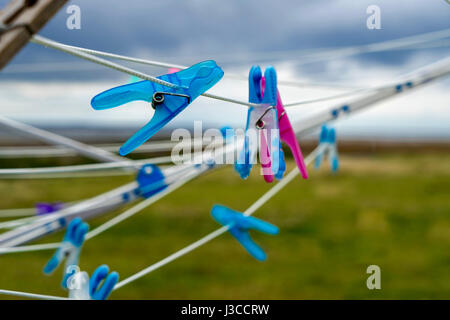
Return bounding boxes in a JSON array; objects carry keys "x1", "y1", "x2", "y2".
[{"x1": 1, "y1": 151, "x2": 449, "y2": 299}]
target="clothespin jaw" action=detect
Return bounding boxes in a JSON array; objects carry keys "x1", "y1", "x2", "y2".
[
  {"x1": 35, "y1": 202, "x2": 64, "y2": 215},
  {"x1": 235, "y1": 66, "x2": 281, "y2": 182},
  {"x1": 91, "y1": 61, "x2": 224, "y2": 156},
  {"x1": 315, "y1": 125, "x2": 328, "y2": 169},
  {"x1": 68, "y1": 265, "x2": 119, "y2": 300},
  {"x1": 89, "y1": 265, "x2": 119, "y2": 300},
  {"x1": 136, "y1": 164, "x2": 168, "y2": 198},
  {"x1": 235, "y1": 135, "x2": 253, "y2": 179},
  {"x1": 220, "y1": 125, "x2": 235, "y2": 145},
  {"x1": 273, "y1": 91, "x2": 308, "y2": 180},
  {"x1": 43, "y1": 217, "x2": 89, "y2": 289},
  {"x1": 327, "y1": 128, "x2": 339, "y2": 173},
  {"x1": 274, "y1": 141, "x2": 286, "y2": 180},
  {"x1": 315, "y1": 125, "x2": 339, "y2": 173},
  {"x1": 211, "y1": 205, "x2": 279, "y2": 261}
]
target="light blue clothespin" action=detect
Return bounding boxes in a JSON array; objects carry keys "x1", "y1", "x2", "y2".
[
  {"x1": 274, "y1": 141, "x2": 286, "y2": 180},
  {"x1": 211, "y1": 205, "x2": 279, "y2": 261},
  {"x1": 43, "y1": 217, "x2": 89, "y2": 288},
  {"x1": 68, "y1": 265, "x2": 119, "y2": 300},
  {"x1": 235, "y1": 65, "x2": 281, "y2": 181},
  {"x1": 91, "y1": 61, "x2": 224, "y2": 156},
  {"x1": 315, "y1": 125, "x2": 339, "y2": 173},
  {"x1": 220, "y1": 125, "x2": 235, "y2": 145},
  {"x1": 90, "y1": 265, "x2": 119, "y2": 300},
  {"x1": 136, "y1": 164, "x2": 168, "y2": 198}
]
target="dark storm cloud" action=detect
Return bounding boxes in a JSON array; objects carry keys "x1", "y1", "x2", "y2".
[{"x1": 1, "y1": 0, "x2": 449, "y2": 80}]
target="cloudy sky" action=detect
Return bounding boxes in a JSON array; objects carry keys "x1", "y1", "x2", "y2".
[{"x1": 0, "y1": 0, "x2": 449, "y2": 139}]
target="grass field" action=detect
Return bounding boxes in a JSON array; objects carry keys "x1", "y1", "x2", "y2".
[{"x1": 1, "y1": 151, "x2": 449, "y2": 299}]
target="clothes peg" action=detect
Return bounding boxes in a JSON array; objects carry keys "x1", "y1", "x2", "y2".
[
  {"x1": 258, "y1": 76, "x2": 308, "y2": 181},
  {"x1": 211, "y1": 205, "x2": 279, "y2": 261},
  {"x1": 315, "y1": 125, "x2": 339, "y2": 173},
  {"x1": 43, "y1": 217, "x2": 89, "y2": 288},
  {"x1": 89, "y1": 265, "x2": 119, "y2": 300},
  {"x1": 136, "y1": 164, "x2": 168, "y2": 198},
  {"x1": 274, "y1": 141, "x2": 286, "y2": 180},
  {"x1": 68, "y1": 265, "x2": 119, "y2": 300},
  {"x1": 35, "y1": 202, "x2": 64, "y2": 215},
  {"x1": 220, "y1": 126, "x2": 235, "y2": 145},
  {"x1": 235, "y1": 66, "x2": 281, "y2": 181},
  {"x1": 91, "y1": 60, "x2": 224, "y2": 156}
]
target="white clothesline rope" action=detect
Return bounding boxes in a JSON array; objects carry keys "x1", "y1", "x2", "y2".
[
  {"x1": 155, "y1": 28, "x2": 450, "y2": 66},
  {"x1": 31, "y1": 35, "x2": 258, "y2": 109},
  {"x1": 0, "y1": 164, "x2": 207, "y2": 254},
  {"x1": 113, "y1": 145, "x2": 323, "y2": 290},
  {"x1": 270, "y1": 28, "x2": 450, "y2": 67},
  {"x1": 0, "y1": 207, "x2": 36, "y2": 218},
  {"x1": 25, "y1": 28, "x2": 450, "y2": 90},
  {"x1": 85, "y1": 165, "x2": 208, "y2": 240},
  {"x1": 39, "y1": 39, "x2": 362, "y2": 91},
  {"x1": 29, "y1": 36, "x2": 377, "y2": 108},
  {"x1": 0, "y1": 139, "x2": 206, "y2": 159},
  {"x1": 0, "y1": 155, "x2": 173, "y2": 178},
  {"x1": 0, "y1": 289, "x2": 68, "y2": 300}
]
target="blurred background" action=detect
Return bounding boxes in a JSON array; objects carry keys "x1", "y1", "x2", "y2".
[{"x1": 0, "y1": 0, "x2": 449, "y2": 299}]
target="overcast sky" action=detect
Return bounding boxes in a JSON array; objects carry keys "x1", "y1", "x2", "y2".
[{"x1": 0, "y1": 0, "x2": 449, "y2": 139}]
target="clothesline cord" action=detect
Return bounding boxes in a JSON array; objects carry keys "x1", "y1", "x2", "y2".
[
  {"x1": 31, "y1": 35, "x2": 257, "y2": 108},
  {"x1": 113, "y1": 145, "x2": 323, "y2": 290}
]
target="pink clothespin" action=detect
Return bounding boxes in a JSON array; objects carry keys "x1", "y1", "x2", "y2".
[{"x1": 260, "y1": 77, "x2": 308, "y2": 181}]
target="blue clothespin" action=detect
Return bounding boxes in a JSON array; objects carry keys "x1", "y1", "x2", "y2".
[
  {"x1": 235, "y1": 65, "x2": 281, "y2": 181},
  {"x1": 136, "y1": 164, "x2": 168, "y2": 198},
  {"x1": 68, "y1": 265, "x2": 119, "y2": 300},
  {"x1": 43, "y1": 217, "x2": 89, "y2": 288},
  {"x1": 211, "y1": 205, "x2": 279, "y2": 261},
  {"x1": 315, "y1": 125, "x2": 339, "y2": 173},
  {"x1": 220, "y1": 125, "x2": 235, "y2": 145},
  {"x1": 275, "y1": 141, "x2": 286, "y2": 180},
  {"x1": 89, "y1": 265, "x2": 119, "y2": 300},
  {"x1": 91, "y1": 61, "x2": 224, "y2": 156}
]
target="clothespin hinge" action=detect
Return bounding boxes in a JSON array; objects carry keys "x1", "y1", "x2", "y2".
[
  {"x1": 151, "y1": 91, "x2": 190, "y2": 109},
  {"x1": 255, "y1": 106, "x2": 276, "y2": 129}
]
